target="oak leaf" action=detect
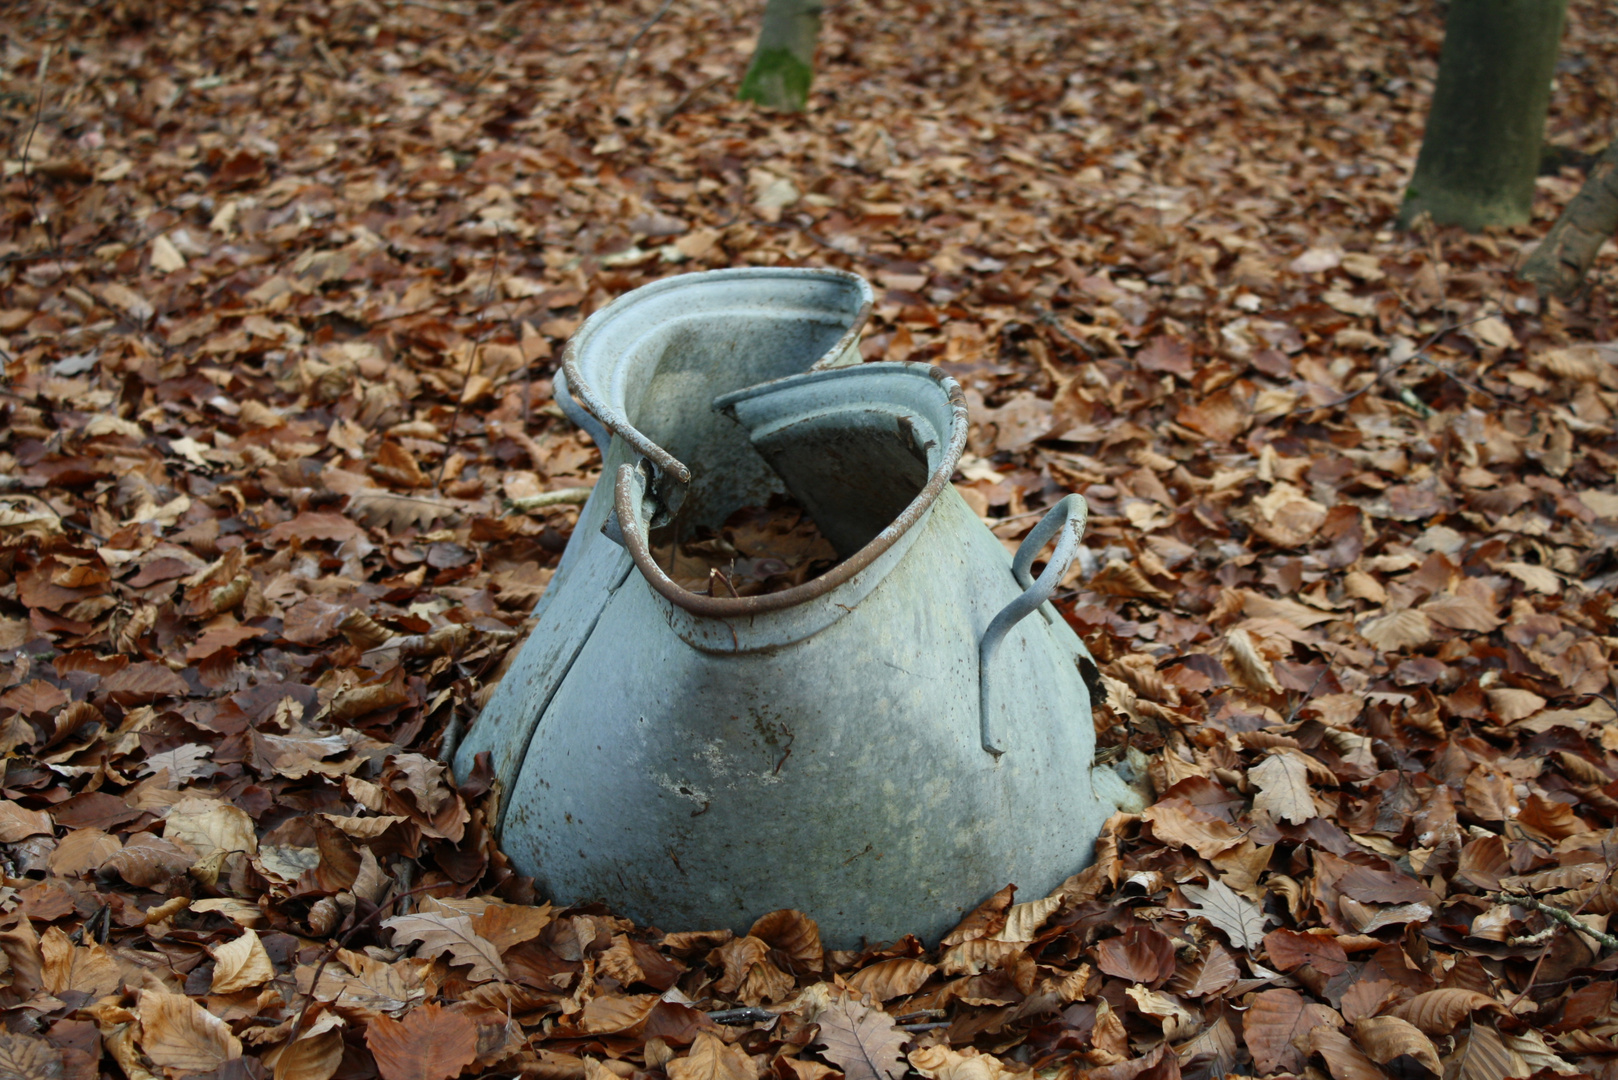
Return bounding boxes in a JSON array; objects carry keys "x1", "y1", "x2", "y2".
[{"x1": 364, "y1": 1003, "x2": 478, "y2": 1080}]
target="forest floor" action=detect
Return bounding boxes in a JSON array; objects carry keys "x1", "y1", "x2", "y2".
[{"x1": 5, "y1": 1, "x2": 1618, "y2": 1079}]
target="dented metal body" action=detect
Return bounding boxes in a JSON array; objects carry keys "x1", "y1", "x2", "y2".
[{"x1": 457, "y1": 268, "x2": 1132, "y2": 948}]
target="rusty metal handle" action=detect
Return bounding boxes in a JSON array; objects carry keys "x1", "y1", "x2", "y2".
[
  {"x1": 553, "y1": 367, "x2": 611, "y2": 456},
  {"x1": 978, "y1": 494, "x2": 1089, "y2": 757}
]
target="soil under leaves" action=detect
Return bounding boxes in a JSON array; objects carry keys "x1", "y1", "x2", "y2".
[{"x1": 4, "y1": 2, "x2": 1618, "y2": 1080}]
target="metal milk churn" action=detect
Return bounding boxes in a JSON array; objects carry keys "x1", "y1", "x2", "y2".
[{"x1": 456, "y1": 268, "x2": 1136, "y2": 947}]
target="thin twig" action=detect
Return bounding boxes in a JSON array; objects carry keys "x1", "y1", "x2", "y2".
[
  {"x1": 1287, "y1": 314, "x2": 1491, "y2": 417},
  {"x1": 707, "y1": 1006, "x2": 777, "y2": 1025},
  {"x1": 504, "y1": 488, "x2": 593, "y2": 514},
  {"x1": 1284, "y1": 665, "x2": 1331, "y2": 724},
  {"x1": 284, "y1": 882, "x2": 445, "y2": 1048},
  {"x1": 1500, "y1": 890, "x2": 1618, "y2": 951},
  {"x1": 437, "y1": 228, "x2": 503, "y2": 492},
  {"x1": 1031, "y1": 304, "x2": 1102, "y2": 359},
  {"x1": 662, "y1": 73, "x2": 729, "y2": 123},
  {"x1": 610, "y1": 0, "x2": 677, "y2": 91},
  {"x1": 1417, "y1": 355, "x2": 1508, "y2": 403}
]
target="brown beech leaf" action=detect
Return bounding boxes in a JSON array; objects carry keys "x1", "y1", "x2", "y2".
[
  {"x1": 940, "y1": 885, "x2": 1014, "y2": 946},
  {"x1": 1093, "y1": 925, "x2": 1177, "y2": 986},
  {"x1": 573, "y1": 994, "x2": 660, "y2": 1035},
  {"x1": 907, "y1": 1046, "x2": 1014, "y2": 1080},
  {"x1": 1443, "y1": 1020, "x2": 1528, "y2": 1080},
  {"x1": 0, "y1": 1032, "x2": 63, "y2": 1080},
  {"x1": 1249, "y1": 752, "x2": 1316, "y2": 825},
  {"x1": 39, "y1": 926, "x2": 121, "y2": 999},
  {"x1": 1307, "y1": 1027, "x2": 1384, "y2": 1080},
  {"x1": 211, "y1": 927, "x2": 275, "y2": 994},
  {"x1": 267, "y1": 1028, "x2": 344, "y2": 1080},
  {"x1": 137, "y1": 989, "x2": 243, "y2": 1074},
  {"x1": 669, "y1": 1031, "x2": 758, "y2": 1080},
  {"x1": 1354, "y1": 1015, "x2": 1440, "y2": 1074},
  {"x1": 843, "y1": 958, "x2": 937, "y2": 1002},
  {"x1": 1244, "y1": 989, "x2": 1341, "y2": 1075},
  {"x1": 365, "y1": 1003, "x2": 478, "y2": 1080},
  {"x1": 749, "y1": 909, "x2": 823, "y2": 975},
  {"x1": 813, "y1": 993, "x2": 907, "y2": 1080},
  {"x1": 1263, "y1": 929, "x2": 1348, "y2": 976},
  {"x1": 1390, "y1": 989, "x2": 1505, "y2": 1036},
  {"x1": 0, "y1": 802, "x2": 53, "y2": 844},
  {"x1": 1165, "y1": 942, "x2": 1239, "y2": 998}
]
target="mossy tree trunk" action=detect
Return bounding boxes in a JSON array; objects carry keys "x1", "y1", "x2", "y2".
[
  {"x1": 1399, "y1": 0, "x2": 1569, "y2": 231},
  {"x1": 737, "y1": 0, "x2": 822, "y2": 113},
  {"x1": 1520, "y1": 141, "x2": 1618, "y2": 298}
]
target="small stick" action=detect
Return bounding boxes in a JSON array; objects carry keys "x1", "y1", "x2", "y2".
[
  {"x1": 707, "y1": 1006, "x2": 777, "y2": 1025},
  {"x1": 1500, "y1": 890, "x2": 1618, "y2": 951},
  {"x1": 438, "y1": 227, "x2": 503, "y2": 492},
  {"x1": 1031, "y1": 305, "x2": 1102, "y2": 359},
  {"x1": 1288, "y1": 314, "x2": 1491, "y2": 416},
  {"x1": 610, "y1": 0, "x2": 678, "y2": 91},
  {"x1": 504, "y1": 488, "x2": 593, "y2": 513},
  {"x1": 284, "y1": 881, "x2": 445, "y2": 1048}
]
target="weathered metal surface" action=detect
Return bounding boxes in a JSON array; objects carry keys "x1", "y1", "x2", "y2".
[
  {"x1": 456, "y1": 268, "x2": 873, "y2": 813},
  {"x1": 459, "y1": 269, "x2": 1136, "y2": 948}
]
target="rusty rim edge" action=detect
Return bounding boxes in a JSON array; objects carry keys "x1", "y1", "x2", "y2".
[
  {"x1": 561, "y1": 267, "x2": 876, "y2": 488},
  {"x1": 614, "y1": 366, "x2": 970, "y2": 618}
]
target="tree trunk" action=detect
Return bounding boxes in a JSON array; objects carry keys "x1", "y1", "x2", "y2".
[
  {"x1": 1399, "y1": 0, "x2": 1569, "y2": 231},
  {"x1": 1520, "y1": 142, "x2": 1618, "y2": 298},
  {"x1": 737, "y1": 0, "x2": 821, "y2": 113}
]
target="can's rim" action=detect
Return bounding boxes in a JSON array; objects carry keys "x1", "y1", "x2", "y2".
[{"x1": 614, "y1": 363, "x2": 969, "y2": 618}]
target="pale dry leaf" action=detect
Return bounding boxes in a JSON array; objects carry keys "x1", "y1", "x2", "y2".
[
  {"x1": 164, "y1": 797, "x2": 259, "y2": 858},
  {"x1": 842, "y1": 958, "x2": 936, "y2": 1002},
  {"x1": 814, "y1": 993, "x2": 907, "y2": 1080},
  {"x1": 907, "y1": 1046, "x2": 1012, "y2": 1080},
  {"x1": 0, "y1": 1032, "x2": 62, "y2": 1080},
  {"x1": 267, "y1": 1028, "x2": 344, "y2": 1080},
  {"x1": 667, "y1": 1030, "x2": 758, "y2": 1080},
  {"x1": 1354, "y1": 1015, "x2": 1440, "y2": 1074},
  {"x1": 1224, "y1": 627, "x2": 1283, "y2": 694},
  {"x1": 382, "y1": 913, "x2": 507, "y2": 982},
  {"x1": 1180, "y1": 877, "x2": 1269, "y2": 949},
  {"x1": 1250, "y1": 751, "x2": 1317, "y2": 825},
  {"x1": 211, "y1": 927, "x2": 275, "y2": 994},
  {"x1": 1444, "y1": 1021, "x2": 1528, "y2": 1080},
  {"x1": 992, "y1": 895, "x2": 1061, "y2": 942},
  {"x1": 137, "y1": 989, "x2": 243, "y2": 1074},
  {"x1": 1358, "y1": 608, "x2": 1432, "y2": 651}
]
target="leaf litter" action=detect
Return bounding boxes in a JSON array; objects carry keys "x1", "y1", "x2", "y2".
[{"x1": 4, "y1": 0, "x2": 1618, "y2": 1079}]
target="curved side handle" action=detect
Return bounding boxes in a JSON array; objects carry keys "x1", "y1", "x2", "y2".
[
  {"x1": 978, "y1": 494, "x2": 1089, "y2": 757},
  {"x1": 553, "y1": 367, "x2": 611, "y2": 456}
]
